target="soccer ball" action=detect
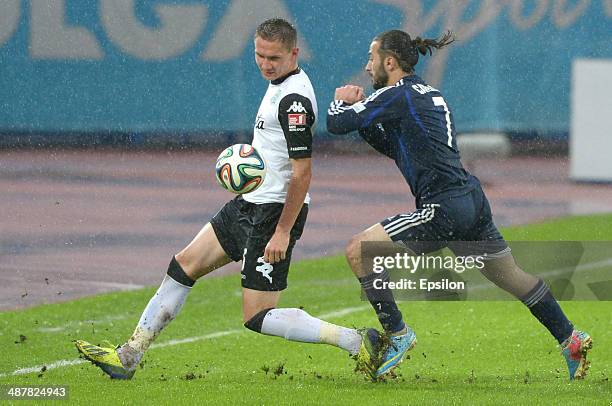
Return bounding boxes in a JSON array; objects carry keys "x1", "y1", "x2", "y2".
[{"x1": 215, "y1": 144, "x2": 266, "y2": 194}]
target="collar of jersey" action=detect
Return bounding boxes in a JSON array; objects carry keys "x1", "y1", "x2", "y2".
[
  {"x1": 397, "y1": 74, "x2": 419, "y2": 85},
  {"x1": 271, "y1": 67, "x2": 301, "y2": 85}
]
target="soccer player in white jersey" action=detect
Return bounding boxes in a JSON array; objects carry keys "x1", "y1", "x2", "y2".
[{"x1": 74, "y1": 18, "x2": 379, "y2": 380}]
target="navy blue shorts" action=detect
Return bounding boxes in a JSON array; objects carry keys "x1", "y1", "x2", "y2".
[{"x1": 380, "y1": 184, "x2": 508, "y2": 257}]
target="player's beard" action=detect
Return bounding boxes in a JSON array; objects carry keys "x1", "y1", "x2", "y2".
[{"x1": 371, "y1": 67, "x2": 389, "y2": 90}]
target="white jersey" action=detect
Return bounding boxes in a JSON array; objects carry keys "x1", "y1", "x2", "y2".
[{"x1": 243, "y1": 68, "x2": 317, "y2": 205}]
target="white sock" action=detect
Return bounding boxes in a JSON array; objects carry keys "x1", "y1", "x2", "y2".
[
  {"x1": 123, "y1": 275, "x2": 192, "y2": 363},
  {"x1": 260, "y1": 308, "x2": 362, "y2": 355}
]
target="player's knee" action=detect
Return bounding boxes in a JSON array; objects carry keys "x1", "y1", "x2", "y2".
[
  {"x1": 243, "y1": 307, "x2": 274, "y2": 333},
  {"x1": 166, "y1": 255, "x2": 196, "y2": 287},
  {"x1": 480, "y1": 252, "x2": 520, "y2": 277},
  {"x1": 345, "y1": 235, "x2": 362, "y2": 265},
  {"x1": 174, "y1": 251, "x2": 199, "y2": 280}
]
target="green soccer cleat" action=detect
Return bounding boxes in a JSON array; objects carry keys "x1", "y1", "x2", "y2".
[
  {"x1": 74, "y1": 339, "x2": 135, "y2": 380},
  {"x1": 353, "y1": 328, "x2": 384, "y2": 381}
]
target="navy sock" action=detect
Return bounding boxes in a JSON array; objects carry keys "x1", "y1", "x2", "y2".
[
  {"x1": 359, "y1": 271, "x2": 405, "y2": 334},
  {"x1": 522, "y1": 279, "x2": 573, "y2": 344}
]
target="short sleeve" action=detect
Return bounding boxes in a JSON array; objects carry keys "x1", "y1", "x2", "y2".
[{"x1": 278, "y1": 93, "x2": 315, "y2": 159}]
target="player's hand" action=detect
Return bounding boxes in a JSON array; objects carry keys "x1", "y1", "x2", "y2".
[
  {"x1": 264, "y1": 230, "x2": 290, "y2": 264},
  {"x1": 334, "y1": 85, "x2": 365, "y2": 105}
]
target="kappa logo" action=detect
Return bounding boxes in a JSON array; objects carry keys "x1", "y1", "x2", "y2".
[
  {"x1": 286, "y1": 101, "x2": 307, "y2": 113},
  {"x1": 256, "y1": 256, "x2": 274, "y2": 283}
]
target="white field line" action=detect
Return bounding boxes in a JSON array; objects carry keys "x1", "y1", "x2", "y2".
[
  {"x1": 0, "y1": 306, "x2": 370, "y2": 378},
  {"x1": 539, "y1": 257, "x2": 612, "y2": 277},
  {"x1": 2, "y1": 359, "x2": 87, "y2": 377},
  {"x1": 150, "y1": 330, "x2": 242, "y2": 349},
  {"x1": 467, "y1": 257, "x2": 612, "y2": 293},
  {"x1": 316, "y1": 305, "x2": 371, "y2": 320},
  {"x1": 36, "y1": 314, "x2": 131, "y2": 333},
  {"x1": 0, "y1": 275, "x2": 144, "y2": 291}
]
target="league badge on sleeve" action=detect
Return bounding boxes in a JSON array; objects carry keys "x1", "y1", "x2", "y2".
[{"x1": 288, "y1": 113, "x2": 306, "y2": 126}]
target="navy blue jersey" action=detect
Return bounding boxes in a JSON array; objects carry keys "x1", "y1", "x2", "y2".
[{"x1": 327, "y1": 75, "x2": 476, "y2": 204}]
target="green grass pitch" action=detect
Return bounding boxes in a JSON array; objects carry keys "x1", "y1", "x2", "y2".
[{"x1": 1, "y1": 214, "x2": 611, "y2": 404}]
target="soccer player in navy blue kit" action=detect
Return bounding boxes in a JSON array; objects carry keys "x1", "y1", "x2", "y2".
[{"x1": 327, "y1": 30, "x2": 592, "y2": 380}]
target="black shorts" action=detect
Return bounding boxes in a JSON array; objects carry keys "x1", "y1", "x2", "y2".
[
  {"x1": 380, "y1": 181, "x2": 508, "y2": 257},
  {"x1": 210, "y1": 195, "x2": 308, "y2": 291}
]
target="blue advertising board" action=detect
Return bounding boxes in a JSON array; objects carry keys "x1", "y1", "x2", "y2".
[{"x1": 1, "y1": 0, "x2": 611, "y2": 137}]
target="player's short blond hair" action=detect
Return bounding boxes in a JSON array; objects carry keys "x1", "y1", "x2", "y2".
[{"x1": 255, "y1": 18, "x2": 297, "y2": 51}]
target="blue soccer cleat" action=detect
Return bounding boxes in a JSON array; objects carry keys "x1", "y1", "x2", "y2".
[
  {"x1": 376, "y1": 327, "x2": 417, "y2": 378},
  {"x1": 561, "y1": 329, "x2": 593, "y2": 380}
]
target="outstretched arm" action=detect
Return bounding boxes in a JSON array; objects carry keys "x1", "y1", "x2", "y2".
[{"x1": 327, "y1": 84, "x2": 403, "y2": 135}]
